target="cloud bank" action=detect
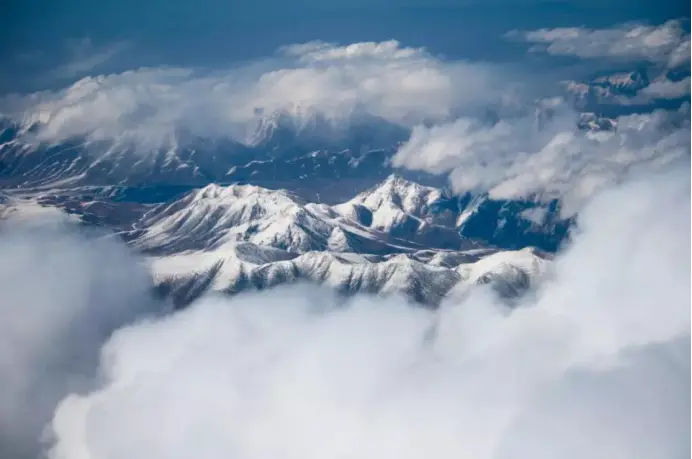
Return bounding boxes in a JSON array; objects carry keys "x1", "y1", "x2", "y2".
[
  {"x1": 1, "y1": 40, "x2": 510, "y2": 150},
  {"x1": 393, "y1": 103, "x2": 690, "y2": 213},
  {"x1": 36, "y1": 169, "x2": 690, "y2": 459},
  {"x1": 0, "y1": 214, "x2": 163, "y2": 458},
  {"x1": 510, "y1": 19, "x2": 691, "y2": 68},
  {"x1": 411, "y1": 19, "x2": 686, "y2": 208}
]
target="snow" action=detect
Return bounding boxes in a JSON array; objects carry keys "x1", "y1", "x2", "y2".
[
  {"x1": 2, "y1": 173, "x2": 554, "y2": 305},
  {"x1": 338, "y1": 174, "x2": 443, "y2": 232},
  {"x1": 0, "y1": 108, "x2": 591, "y2": 307},
  {"x1": 456, "y1": 247, "x2": 548, "y2": 284}
]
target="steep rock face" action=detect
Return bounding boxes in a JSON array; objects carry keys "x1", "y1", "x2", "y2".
[
  {"x1": 592, "y1": 71, "x2": 650, "y2": 94},
  {"x1": 0, "y1": 119, "x2": 254, "y2": 187}
]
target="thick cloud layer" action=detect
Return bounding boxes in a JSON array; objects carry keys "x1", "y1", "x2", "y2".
[
  {"x1": 393, "y1": 103, "x2": 690, "y2": 213},
  {"x1": 1, "y1": 41, "x2": 509, "y2": 150},
  {"x1": 389, "y1": 19, "x2": 691, "y2": 208},
  {"x1": 44, "y1": 170, "x2": 690, "y2": 459},
  {"x1": 510, "y1": 19, "x2": 691, "y2": 67},
  {"x1": 0, "y1": 213, "x2": 163, "y2": 458}
]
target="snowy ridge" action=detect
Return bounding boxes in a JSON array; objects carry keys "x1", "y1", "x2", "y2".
[
  {"x1": 0, "y1": 173, "x2": 557, "y2": 306},
  {"x1": 132, "y1": 183, "x2": 335, "y2": 253},
  {"x1": 151, "y1": 243, "x2": 550, "y2": 307},
  {"x1": 0, "y1": 112, "x2": 405, "y2": 188},
  {"x1": 130, "y1": 175, "x2": 482, "y2": 256},
  {"x1": 131, "y1": 175, "x2": 554, "y2": 306},
  {"x1": 336, "y1": 174, "x2": 443, "y2": 232}
]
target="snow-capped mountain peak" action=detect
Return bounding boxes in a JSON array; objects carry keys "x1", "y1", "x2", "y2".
[
  {"x1": 3, "y1": 174, "x2": 559, "y2": 307},
  {"x1": 353, "y1": 174, "x2": 442, "y2": 213},
  {"x1": 335, "y1": 174, "x2": 443, "y2": 233},
  {"x1": 133, "y1": 183, "x2": 337, "y2": 254}
]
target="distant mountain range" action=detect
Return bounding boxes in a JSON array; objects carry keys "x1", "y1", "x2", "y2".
[
  {"x1": 0, "y1": 104, "x2": 601, "y2": 307},
  {"x1": 0, "y1": 113, "x2": 408, "y2": 189}
]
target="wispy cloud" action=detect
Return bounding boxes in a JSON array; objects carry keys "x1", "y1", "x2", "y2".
[
  {"x1": 52, "y1": 38, "x2": 129, "y2": 80},
  {"x1": 508, "y1": 19, "x2": 691, "y2": 68}
]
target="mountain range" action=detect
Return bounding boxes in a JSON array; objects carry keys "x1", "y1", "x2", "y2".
[
  {"x1": 0, "y1": 104, "x2": 599, "y2": 307},
  {"x1": 131, "y1": 174, "x2": 555, "y2": 307},
  {"x1": 1, "y1": 173, "x2": 560, "y2": 307}
]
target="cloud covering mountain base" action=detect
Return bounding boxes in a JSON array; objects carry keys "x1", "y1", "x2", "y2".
[
  {"x1": 1, "y1": 15, "x2": 690, "y2": 459},
  {"x1": 0, "y1": 170, "x2": 686, "y2": 459}
]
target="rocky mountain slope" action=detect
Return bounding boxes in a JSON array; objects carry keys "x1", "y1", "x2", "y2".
[
  {"x1": 118, "y1": 175, "x2": 555, "y2": 306},
  {"x1": 1, "y1": 169, "x2": 561, "y2": 307}
]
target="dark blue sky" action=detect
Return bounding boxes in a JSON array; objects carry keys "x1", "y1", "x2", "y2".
[{"x1": 2, "y1": 0, "x2": 689, "y2": 93}]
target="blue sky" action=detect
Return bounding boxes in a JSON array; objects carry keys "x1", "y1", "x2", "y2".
[{"x1": 3, "y1": 0, "x2": 689, "y2": 93}]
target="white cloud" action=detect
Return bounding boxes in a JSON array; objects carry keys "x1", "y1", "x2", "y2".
[
  {"x1": 638, "y1": 76, "x2": 691, "y2": 100},
  {"x1": 44, "y1": 170, "x2": 690, "y2": 459},
  {"x1": 0, "y1": 213, "x2": 163, "y2": 458},
  {"x1": 392, "y1": 103, "x2": 690, "y2": 213},
  {"x1": 1, "y1": 41, "x2": 508, "y2": 151},
  {"x1": 510, "y1": 19, "x2": 691, "y2": 67},
  {"x1": 668, "y1": 38, "x2": 691, "y2": 68}
]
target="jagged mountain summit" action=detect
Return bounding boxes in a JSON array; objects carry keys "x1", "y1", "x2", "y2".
[
  {"x1": 127, "y1": 175, "x2": 476, "y2": 256},
  {"x1": 151, "y1": 243, "x2": 548, "y2": 308},
  {"x1": 117, "y1": 174, "x2": 559, "y2": 306},
  {"x1": 127, "y1": 174, "x2": 569, "y2": 255},
  {"x1": 1, "y1": 164, "x2": 566, "y2": 307}
]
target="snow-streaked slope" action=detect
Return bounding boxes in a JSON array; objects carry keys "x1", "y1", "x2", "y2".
[
  {"x1": 334, "y1": 175, "x2": 470, "y2": 247},
  {"x1": 0, "y1": 196, "x2": 78, "y2": 222},
  {"x1": 452, "y1": 247, "x2": 550, "y2": 299},
  {"x1": 150, "y1": 244, "x2": 550, "y2": 307},
  {"x1": 124, "y1": 175, "x2": 555, "y2": 305},
  {"x1": 131, "y1": 183, "x2": 334, "y2": 254},
  {"x1": 129, "y1": 177, "x2": 473, "y2": 256},
  {"x1": 0, "y1": 114, "x2": 405, "y2": 189},
  {"x1": 0, "y1": 174, "x2": 556, "y2": 307},
  {"x1": 337, "y1": 174, "x2": 442, "y2": 231},
  {"x1": 336, "y1": 175, "x2": 572, "y2": 252},
  {"x1": 456, "y1": 246, "x2": 548, "y2": 283}
]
